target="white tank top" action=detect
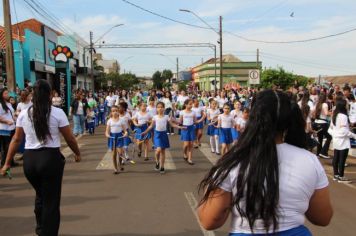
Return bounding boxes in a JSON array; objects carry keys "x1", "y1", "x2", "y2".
[
  {"x1": 153, "y1": 115, "x2": 170, "y2": 132},
  {"x1": 107, "y1": 118, "x2": 124, "y2": 133},
  {"x1": 219, "y1": 114, "x2": 235, "y2": 128},
  {"x1": 180, "y1": 110, "x2": 195, "y2": 126}
]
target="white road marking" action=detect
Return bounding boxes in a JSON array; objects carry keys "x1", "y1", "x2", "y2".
[
  {"x1": 62, "y1": 143, "x2": 83, "y2": 158},
  {"x1": 96, "y1": 150, "x2": 113, "y2": 170},
  {"x1": 165, "y1": 149, "x2": 176, "y2": 170},
  {"x1": 184, "y1": 192, "x2": 216, "y2": 236},
  {"x1": 200, "y1": 143, "x2": 218, "y2": 165}
]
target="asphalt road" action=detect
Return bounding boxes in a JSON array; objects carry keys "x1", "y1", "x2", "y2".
[{"x1": 1, "y1": 125, "x2": 356, "y2": 236}]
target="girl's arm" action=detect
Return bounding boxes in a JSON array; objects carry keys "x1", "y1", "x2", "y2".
[
  {"x1": 105, "y1": 123, "x2": 111, "y2": 138},
  {"x1": 122, "y1": 125, "x2": 128, "y2": 137},
  {"x1": 168, "y1": 120, "x2": 186, "y2": 129},
  {"x1": 132, "y1": 117, "x2": 139, "y2": 127},
  {"x1": 142, "y1": 120, "x2": 155, "y2": 135},
  {"x1": 216, "y1": 116, "x2": 221, "y2": 128},
  {"x1": 197, "y1": 110, "x2": 207, "y2": 123}
]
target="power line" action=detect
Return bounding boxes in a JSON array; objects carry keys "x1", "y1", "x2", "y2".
[{"x1": 122, "y1": 0, "x2": 356, "y2": 44}]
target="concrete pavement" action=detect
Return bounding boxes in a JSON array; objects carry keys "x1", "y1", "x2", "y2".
[{"x1": 1, "y1": 125, "x2": 356, "y2": 236}]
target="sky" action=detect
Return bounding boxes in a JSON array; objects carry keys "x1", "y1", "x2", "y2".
[{"x1": 2, "y1": 0, "x2": 356, "y2": 77}]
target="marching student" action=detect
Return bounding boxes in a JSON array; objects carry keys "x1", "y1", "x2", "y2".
[
  {"x1": 236, "y1": 107, "x2": 250, "y2": 134},
  {"x1": 98, "y1": 99, "x2": 106, "y2": 125},
  {"x1": 118, "y1": 102, "x2": 134, "y2": 164},
  {"x1": 179, "y1": 99, "x2": 197, "y2": 165},
  {"x1": 142, "y1": 102, "x2": 185, "y2": 174},
  {"x1": 206, "y1": 99, "x2": 221, "y2": 155},
  {"x1": 230, "y1": 100, "x2": 242, "y2": 143},
  {"x1": 192, "y1": 97, "x2": 206, "y2": 148},
  {"x1": 328, "y1": 98, "x2": 356, "y2": 183},
  {"x1": 86, "y1": 107, "x2": 96, "y2": 135},
  {"x1": 132, "y1": 102, "x2": 152, "y2": 161},
  {"x1": 217, "y1": 104, "x2": 235, "y2": 156},
  {"x1": 106, "y1": 105, "x2": 128, "y2": 174},
  {"x1": 147, "y1": 97, "x2": 157, "y2": 116}
]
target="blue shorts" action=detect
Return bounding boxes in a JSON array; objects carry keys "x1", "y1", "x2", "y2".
[
  {"x1": 154, "y1": 130, "x2": 170, "y2": 149},
  {"x1": 219, "y1": 128, "x2": 233, "y2": 144},
  {"x1": 229, "y1": 225, "x2": 312, "y2": 236},
  {"x1": 180, "y1": 125, "x2": 196, "y2": 141},
  {"x1": 108, "y1": 132, "x2": 124, "y2": 150}
]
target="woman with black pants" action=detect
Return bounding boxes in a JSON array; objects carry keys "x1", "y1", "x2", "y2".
[
  {"x1": 328, "y1": 98, "x2": 356, "y2": 183},
  {"x1": 313, "y1": 93, "x2": 332, "y2": 159},
  {"x1": 0, "y1": 88, "x2": 17, "y2": 167},
  {"x1": 1, "y1": 80, "x2": 81, "y2": 236}
]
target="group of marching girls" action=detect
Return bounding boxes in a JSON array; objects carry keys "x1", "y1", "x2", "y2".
[{"x1": 104, "y1": 94, "x2": 251, "y2": 175}]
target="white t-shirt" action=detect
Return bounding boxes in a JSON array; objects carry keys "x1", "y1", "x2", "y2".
[
  {"x1": 315, "y1": 103, "x2": 329, "y2": 123},
  {"x1": 218, "y1": 114, "x2": 235, "y2": 128},
  {"x1": 217, "y1": 97, "x2": 228, "y2": 109},
  {"x1": 180, "y1": 110, "x2": 195, "y2": 126},
  {"x1": 105, "y1": 96, "x2": 116, "y2": 107},
  {"x1": 107, "y1": 118, "x2": 124, "y2": 133},
  {"x1": 235, "y1": 117, "x2": 247, "y2": 131},
  {"x1": 17, "y1": 106, "x2": 69, "y2": 149},
  {"x1": 16, "y1": 102, "x2": 32, "y2": 113},
  {"x1": 192, "y1": 107, "x2": 204, "y2": 118},
  {"x1": 147, "y1": 105, "x2": 157, "y2": 117},
  {"x1": 177, "y1": 95, "x2": 189, "y2": 106},
  {"x1": 349, "y1": 102, "x2": 356, "y2": 124},
  {"x1": 132, "y1": 112, "x2": 152, "y2": 125},
  {"x1": 231, "y1": 109, "x2": 242, "y2": 119},
  {"x1": 76, "y1": 102, "x2": 84, "y2": 115},
  {"x1": 161, "y1": 98, "x2": 173, "y2": 109},
  {"x1": 329, "y1": 113, "x2": 356, "y2": 150},
  {"x1": 207, "y1": 108, "x2": 220, "y2": 121},
  {"x1": 219, "y1": 143, "x2": 329, "y2": 234},
  {"x1": 120, "y1": 112, "x2": 131, "y2": 130},
  {"x1": 0, "y1": 103, "x2": 15, "y2": 131},
  {"x1": 153, "y1": 115, "x2": 170, "y2": 132}
]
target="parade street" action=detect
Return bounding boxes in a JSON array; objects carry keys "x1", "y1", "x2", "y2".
[{"x1": 1, "y1": 125, "x2": 356, "y2": 236}]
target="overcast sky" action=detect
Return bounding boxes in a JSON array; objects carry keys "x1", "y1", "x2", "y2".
[{"x1": 2, "y1": 0, "x2": 356, "y2": 77}]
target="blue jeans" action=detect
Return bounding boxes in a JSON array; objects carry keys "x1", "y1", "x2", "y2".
[
  {"x1": 99, "y1": 112, "x2": 106, "y2": 125},
  {"x1": 73, "y1": 114, "x2": 85, "y2": 135}
]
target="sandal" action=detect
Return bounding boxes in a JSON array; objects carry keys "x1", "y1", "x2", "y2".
[
  {"x1": 187, "y1": 161, "x2": 195, "y2": 165},
  {"x1": 144, "y1": 157, "x2": 149, "y2": 161}
]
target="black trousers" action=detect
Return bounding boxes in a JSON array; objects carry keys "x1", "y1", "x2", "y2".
[
  {"x1": 23, "y1": 148, "x2": 65, "y2": 236},
  {"x1": 333, "y1": 149, "x2": 349, "y2": 177},
  {"x1": 315, "y1": 123, "x2": 332, "y2": 156},
  {"x1": 0, "y1": 130, "x2": 15, "y2": 166}
]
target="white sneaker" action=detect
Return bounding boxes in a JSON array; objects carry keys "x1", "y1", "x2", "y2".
[
  {"x1": 338, "y1": 177, "x2": 352, "y2": 183},
  {"x1": 333, "y1": 175, "x2": 339, "y2": 181},
  {"x1": 319, "y1": 154, "x2": 331, "y2": 159}
]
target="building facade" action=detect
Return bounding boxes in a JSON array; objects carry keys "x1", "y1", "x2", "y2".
[{"x1": 192, "y1": 54, "x2": 262, "y2": 91}]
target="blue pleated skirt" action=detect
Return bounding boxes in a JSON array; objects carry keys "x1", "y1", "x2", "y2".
[
  {"x1": 219, "y1": 128, "x2": 233, "y2": 144},
  {"x1": 135, "y1": 124, "x2": 152, "y2": 140},
  {"x1": 154, "y1": 130, "x2": 170, "y2": 149},
  {"x1": 231, "y1": 128, "x2": 239, "y2": 141},
  {"x1": 207, "y1": 125, "x2": 219, "y2": 136},
  {"x1": 195, "y1": 116, "x2": 204, "y2": 129},
  {"x1": 180, "y1": 125, "x2": 196, "y2": 141},
  {"x1": 229, "y1": 225, "x2": 312, "y2": 236},
  {"x1": 108, "y1": 132, "x2": 124, "y2": 150}
]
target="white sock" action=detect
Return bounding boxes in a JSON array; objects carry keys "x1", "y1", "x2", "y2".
[
  {"x1": 124, "y1": 147, "x2": 129, "y2": 159},
  {"x1": 215, "y1": 136, "x2": 220, "y2": 153},
  {"x1": 210, "y1": 136, "x2": 215, "y2": 151}
]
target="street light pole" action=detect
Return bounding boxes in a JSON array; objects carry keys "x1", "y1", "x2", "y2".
[
  {"x1": 179, "y1": 9, "x2": 222, "y2": 92},
  {"x1": 3, "y1": 0, "x2": 15, "y2": 92},
  {"x1": 219, "y1": 16, "x2": 223, "y2": 91},
  {"x1": 214, "y1": 45, "x2": 217, "y2": 92}
]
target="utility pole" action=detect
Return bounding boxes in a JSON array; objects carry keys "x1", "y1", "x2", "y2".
[
  {"x1": 256, "y1": 48, "x2": 260, "y2": 68},
  {"x1": 176, "y1": 57, "x2": 179, "y2": 83},
  {"x1": 219, "y1": 16, "x2": 223, "y2": 91},
  {"x1": 89, "y1": 31, "x2": 94, "y2": 91},
  {"x1": 3, "y1": 0, "x2": 15, "y2": 92},
  {"x1": 214, "y1": 45, "x2": 217, "y2": 92}
]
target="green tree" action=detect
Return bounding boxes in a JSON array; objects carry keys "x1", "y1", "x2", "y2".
[
  {"x1": 178, "y1": 80, "x2": 189, "y2": 91},
  {"x1": 152, "y1": 71, "x2": 165, "y2": 89},
  {"x1": 261, "y1": 67, "x2": 309, "y2": 90},
  {"x1": 162, "y1": 69, "x2": 173, "y2": 82}
]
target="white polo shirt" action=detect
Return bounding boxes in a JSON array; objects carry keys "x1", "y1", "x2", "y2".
[{"x1": 17, "y1": 106, "x2": 69, "y2": 149}]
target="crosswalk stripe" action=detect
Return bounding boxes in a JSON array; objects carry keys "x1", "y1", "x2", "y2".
[
  {"x1": 62, "y1": 143, "x2": 83, "y2": 158},
  {"x1": 96, "y1": 150, "x2": 113, "y2": 170},
  {"x1": 165, "y1": 149, "x2": 176, "y2": 170},
  {"x1": 200, "y1": 143, "x2": 218, "y2": 165},
  {"x1": 184, "y1": 192, "x2": 216, "y2": 236}
]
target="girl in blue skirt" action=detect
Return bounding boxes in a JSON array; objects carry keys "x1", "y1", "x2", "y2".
[
  {"x1": 231, "y1": 100, "x2": 242, "y2": 144},
  {"x1": 132, "y1": 102, "x2": 153, "y2": 161},
  {"x1": 217, "y1": 104, "x2": 235, "y2": 156},
  {"x1": 192, "y1": 98, "x2": 206, "y2": 148},
  {"x1": 179, "y1": 99, "x2": 197, "y2": 165},
  {"x1": 142, "y1": 102, "x2": 185, "y2": 174},
  {"x1": 105, "y1": 105, "x2": 128, "y2": 174},
  {"x1": 206, "y1": 100, "x2": 221, "y2": 154},
  {"x1": 118, "y1": 102, "x2": 135, "y2": 164}
]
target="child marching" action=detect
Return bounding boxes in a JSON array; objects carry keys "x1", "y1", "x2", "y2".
[
  {"x1": 105, "y1": 105, "x2": 128, "y2": 174},
  {"x1": 142, "y1": 102, "x2": 185, "y2": 174},
  {"x1": 132, "y1": 102, "x2": 153, "y2": 161},
  {"x1": 217, "y1": 104, "x2": 235, "y2": 155},
  {"x1": 206, "y1": 99, "x2": 221, "y2": 155},
  {"x1": 192, "y1": 97, "x2": 206, "y2": 148},
  {"x1": 231, "y1": 100, "x2": 242, "y2": 143},
  {"x1": 179, "y1": 99, "x2": 197, "y2": 165}
]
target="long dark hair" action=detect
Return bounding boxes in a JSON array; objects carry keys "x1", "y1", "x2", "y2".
[
  {"x1": 315, "y1": 92, "x2": 326, "y2": 119},
  {"x1": 199, "y1": 90, "x2": 307, "y2": 233},
  {"x1": 332, "y1": 98, "x2": 348, "y2": 125},
  {"x1": 300, "y1": 91, "x2": 310, "y2": 121},
  {"x1": 28, "y1": 80, "x2": 52, "y2": 144},
  {"x1": 0, "y1": 88, "x2": 9, "y2": 113}
]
